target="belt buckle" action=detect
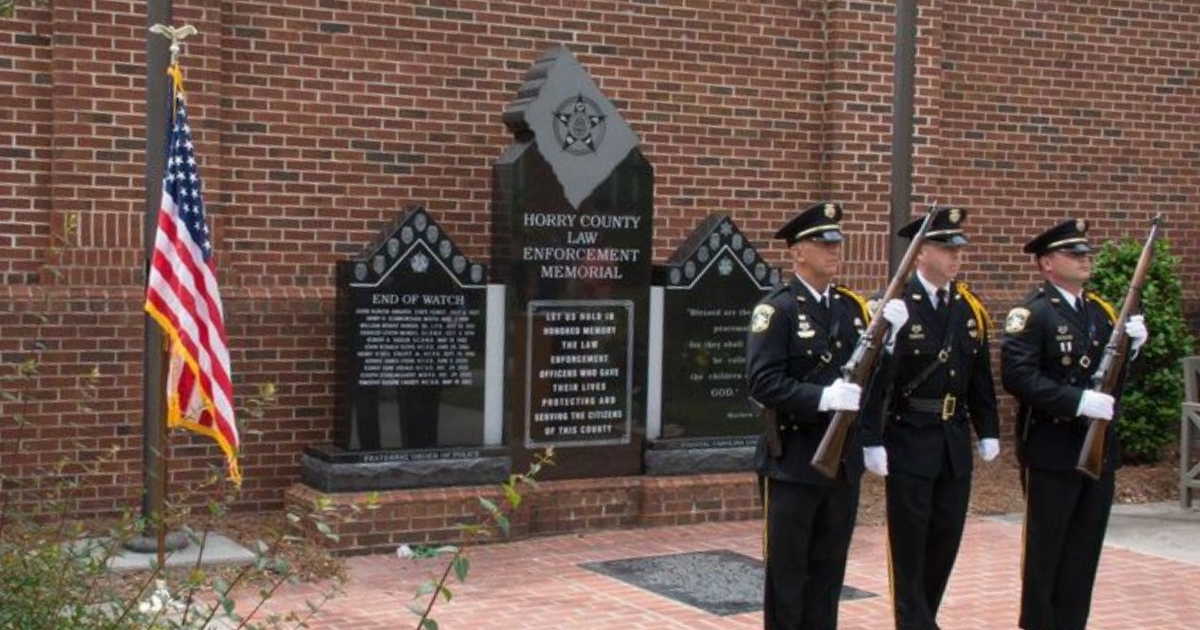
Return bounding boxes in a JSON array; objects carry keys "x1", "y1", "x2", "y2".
[{"x1": 941, "y1": 395, "x2": 957, "y2": 421}]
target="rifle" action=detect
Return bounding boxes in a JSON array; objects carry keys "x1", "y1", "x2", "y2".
[
  {"x1": 810, "y1": 204, "x2": 938, "y2": 479},
  {"x1": 1075, "y1": 214, "x2": 1162, "y2": 480}
]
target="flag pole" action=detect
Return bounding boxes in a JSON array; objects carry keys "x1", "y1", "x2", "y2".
[{"x1": 126, "y1": 0, "x2": 188, "y2": 558}]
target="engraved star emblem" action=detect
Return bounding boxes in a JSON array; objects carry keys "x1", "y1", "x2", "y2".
[
  {"x1": 554, "y1": 95, "x2": 605, "y2": 154},
  {"x1": 410, "y1": 252, "x2": 430, "y2": 274}
]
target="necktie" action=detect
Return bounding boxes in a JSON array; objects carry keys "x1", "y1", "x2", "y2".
[
  {"x1": 935, "y1": 288, "x2": 947, "y2": 311},
  {"x1": 1075, "y1": 296, "x2": 1084, "y2": 312},
  {"x1": 817, "y1": 295, "x2": 827, "y2": 310}
]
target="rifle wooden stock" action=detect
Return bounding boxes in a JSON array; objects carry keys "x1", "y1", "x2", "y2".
[
  {"x1": 810, "y1": 206, "x2": 938, "y2": 479},
  {"x1": 1075, "y1": 215, "x2": 1162, "y2": 480}
]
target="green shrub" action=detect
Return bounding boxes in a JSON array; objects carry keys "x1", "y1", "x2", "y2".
[{"x1": 1090, "y1": 237, "x2": 1196, "y2": 463}]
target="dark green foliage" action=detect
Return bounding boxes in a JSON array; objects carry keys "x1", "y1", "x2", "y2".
[{"x1": 1090, "y1": 238, "x2": 1196, "y2": 463}]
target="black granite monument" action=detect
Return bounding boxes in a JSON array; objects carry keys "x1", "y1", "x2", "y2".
[
  {"x1": 492, "y1": 46, "x2": 653, "y2": 479},
  {"x1": 303, "y1": 206, "x2": 507, "y2": 491},
  {"x1": 646, "y1": 215, "x2": 778, "y2": 475}
]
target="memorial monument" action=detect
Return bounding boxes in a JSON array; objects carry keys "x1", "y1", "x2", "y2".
[
  {"x1": 646, "y1": 214, "x2": 778, "y2": 474},
  {"x1": 303, "y1": 206, "x2": 507, "y2": 491},
  {"x1": 491, "y1": 46, "x2": 654, "y2": 479}
]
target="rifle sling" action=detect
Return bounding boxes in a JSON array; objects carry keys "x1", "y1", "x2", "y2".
[
  {"x1": 801, "y1": 294, "x2": 842, "y2": 383},
  {"x1": 900, "y1": 289, "x2": 959, "y2": 399}
]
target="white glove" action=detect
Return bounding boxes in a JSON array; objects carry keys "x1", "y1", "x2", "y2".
[
  {"x1": 881, "y1": 299, "x2": 909, "y2": 349},
  {"x1": 818, "y1": 378, "x2": 862, "y2": 412},
  {"x1": 1076, "y1": 390, "x2": 1115, "y2": 420},
  {"x1": 1125, "y1": 315, "x2": 1148, "y2": 353},
  {"x1": 977, "y1": 438, "x2": 1000, "y2": 462},
  {"x1": 863, "y1": 446, "x2": 888, "y2": 476}
]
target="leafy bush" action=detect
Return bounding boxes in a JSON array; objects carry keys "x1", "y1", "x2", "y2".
[
  {"x1": 0, "y1": 215, "x2": 350, "y2": 630},
  {"x1": 1090, "y1": 237, "x2": 1196, "y2": 463},
  {"x1": 0, "y1": 360, "x2": 348, "y2": 630}
]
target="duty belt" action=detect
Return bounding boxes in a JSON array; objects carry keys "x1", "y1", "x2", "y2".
[{"x1": 905, "y1": 394, "x2": 958, "y2": 421}]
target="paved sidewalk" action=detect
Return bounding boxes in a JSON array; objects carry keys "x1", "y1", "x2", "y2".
[{"x1": 263, "y1": 507, "x2": 1200, "y2": 629}]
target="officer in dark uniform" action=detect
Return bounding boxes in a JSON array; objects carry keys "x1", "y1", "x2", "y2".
[
  {"x1": 1000, "y1": 219, "x2": 1148, "y2": 630},
  {"x1": 859, "y1": 206, "x2": 1000, "y2": 630},
  {"x1": 747, "y1": 201, "x2": 908, "y2": 630}
]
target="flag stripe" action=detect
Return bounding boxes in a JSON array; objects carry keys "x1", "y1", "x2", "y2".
[
  {"x1": 146, "y1": 235, "x2": 236, "y2": 431},
  {"x1": 146, "y1": 232, "x2": 232, "y2": 406},
  {"x1": 148, "y1": 208, "x2": 233, "y2": 393}
]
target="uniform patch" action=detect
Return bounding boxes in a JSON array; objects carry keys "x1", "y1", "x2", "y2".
[
  {"x1": 751, "y1": 304, "x2": 775, "y2": 333},
  {"x1": 1005, "y1": 307, "x2": 1031, "y2": 334}
]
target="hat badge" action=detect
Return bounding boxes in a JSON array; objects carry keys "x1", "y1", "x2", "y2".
[
  {"x1": 824, "y1": 204, "x2": 837, "y2": 219},
  {"x1": 1076, "y1": 219, "x2": 1087, "y2": 232},
  {"x1": 948, "y1": 208, "x2": 961, "y2": 224}
]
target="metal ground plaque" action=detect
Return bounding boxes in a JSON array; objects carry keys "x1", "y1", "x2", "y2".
[{"x1": 580, "y1": 550, "x2": 875, "y2": 616}]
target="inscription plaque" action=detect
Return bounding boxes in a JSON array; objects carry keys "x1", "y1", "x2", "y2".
[{"x1": 525, "y1": 300, "x2": 633, "y2": 447}]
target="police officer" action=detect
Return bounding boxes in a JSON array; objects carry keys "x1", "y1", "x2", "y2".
[
  {"x1": 859, "y1": 206, "x2": 1000, "y2": 630},
  {"x1": 747, "y1": 201, "x2": 908, "y2": 630},
  {"x1": 1000, "y1": 219, "x2": 1148, "y2": 630}
]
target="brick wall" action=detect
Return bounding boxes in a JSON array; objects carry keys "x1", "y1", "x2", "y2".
[
  {"x1": 285, "y1": 472, "x2": 760, "y2": 555},
  {"x1": 2, "y1": 0, "x2": 1198, "y2": 516}
]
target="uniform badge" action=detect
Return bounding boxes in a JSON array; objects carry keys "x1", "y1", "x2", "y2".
[
  {"x1": 751, "y1": 304, "x2": 774, "y2": 333},
  {"x1": 909, "y1": 324, "x2": 925, "y2": 340},
  {"x1": 1057, "y1": 324, "x2": 1069, "y2": 335},
  {"x1": 1080, "y1": 355, "x2": 1092, "y2": 369},
  {"x1": 1062, "y1": 356, "x2": 1073, "y2": 366},
  {"x1": 797, "y1": 320, "x2": 816, "y2": 339},
  {"x1": 1005, "y1": 307, "x2": 1031, "y2": 334}
]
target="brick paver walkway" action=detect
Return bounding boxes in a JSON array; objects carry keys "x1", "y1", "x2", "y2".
[{"x1": 262, "y1": 517, "x2": 1200, "y2": 629}]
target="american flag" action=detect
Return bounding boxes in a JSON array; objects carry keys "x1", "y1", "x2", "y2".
[{"x1": 144, "y1": 63, "x2": 240, "y2": 485}]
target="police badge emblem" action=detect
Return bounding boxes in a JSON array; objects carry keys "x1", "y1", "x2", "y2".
[
  {"x1": 751, "y1": 304, "x2": 774, "y2": 333},
  {"x1": 553, "y1": 94, "x2": 607, "y2": 155},
  {"x1": 1005, "y1": 307, "x2": 1031, "y2": 334}
]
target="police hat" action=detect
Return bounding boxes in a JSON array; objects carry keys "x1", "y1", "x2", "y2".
[
  {"x1": 774, "y1": 202, "x2": 844, "y2": 245},
  {"x1": 1022, "y1": 219, "x2": 1092, "y2": 256},
  {"x1": 897, "y1": 206, "x2": 969, "y2": 246}
]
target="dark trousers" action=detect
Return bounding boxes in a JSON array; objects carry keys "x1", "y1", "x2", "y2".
[
  {"x1": 885, "y1": 463, "x2": 970, "y2": 630},
  {"x1": 763, "y1": 476, "x2": 860, "y2": 630},
  {"x1": 1020, "y1": 468, "x2": 1115, "y2": 630}
]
